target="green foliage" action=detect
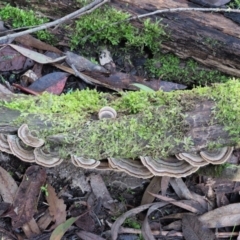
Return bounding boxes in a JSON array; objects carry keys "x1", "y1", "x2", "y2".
[
  {"x1": 4, "y1": 89, "x2": 108, "y2": 134},
  {"x1": 71, "y1": 6, "x2": 166, "y2": 52},
  {"x1": 124, "y1": 217, "x2": 141, "y2": 229},
  {"x1": 228, "y1": 0, "x2": 240, "y2": 8},
  {"x1": 0, "y1": 4, "x2": 54, "y2": 42},
  {"x1": 198, "y1": 79, "x2": 240, "y2": 139},
  {"x1": 145, "y1": 53, "x2": 229, "y2": 86}
]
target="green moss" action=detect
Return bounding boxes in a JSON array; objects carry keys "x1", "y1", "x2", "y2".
[
  {"x1": 0, "y1": 4, "x2": 54, "y2": 43},
  {"x1": 70, "y1": 5, "x2": 166, "y2": 52},
  {"x1": 2, "y1": 79, "x2": 240, "y2": 160},
  {"x1": 228, "y1": 0, "x2": 240, "y2": 8},
  {"x1": 145, "y1": 53, "x2": 229, "y2": 86}
]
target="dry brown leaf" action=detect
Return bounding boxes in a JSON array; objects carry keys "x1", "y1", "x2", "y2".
[
  {"x1": 169, "y1": 178, "x2": 193, "y2": 200},
  {"x1": 199, "y1": 203, "x2": 240, "y2": 228},
  {"x1": 15, "y1": 34, "x2": 62, "y2": 54},
  {"x1": 9, "y1": 44, "x2": 65, "y2": 64},
  {"x1": 46, "y1": 184, "x2": 66, "y2": 228},
  {"x1": 149, "y1": 192, "x2": 200, "y2": 213},
  {"x1": 22, "y1": 218, "x2": 41, "y2": 239},
  {"x1": 216, "y1": 193, "x2": 229, "y2": 208},
  {"x1": 141, "y1": 176, "x2": 161, "y2": 205},
  {"x1": 0, "y1": 45, "x2": 30, "y2": 71},
  {"x1": 182, "y1": 214, "x2": 215, "y2": 240},
  {"x1": 142, "y1": 203, "x2": 168, "y2": 240},
  {"x1": 161, "y1": 176, "x2": 170, "y2": 196},
  {"x1": 111, "y1": 203, "x2": 168, "y2": 240},
  {"x1": 76, "y1": 230, "x2": 105, "y2": 240},
  {"x1": 12, "y1": 166, "x2": 46, "y2": 228},
  {"x1": 163, "y1": 220, "x2": 182, "y2": 231},
  {"x1": 0, "y1": 165, "x2": 18, "y2": 203},
  {"x1": 37, "y1": 209, "x2": 53, "y2": 231},
  {"x1": 89, "y1": 174, "x2": 116, "y2": 212}
]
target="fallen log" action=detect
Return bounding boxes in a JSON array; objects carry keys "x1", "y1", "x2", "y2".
[
  {"x1": 2, "y1": 0, "x2": 240, "y2": 77},
  {"x1": 112, "y1": 0, "x2": 240, "y2": 77},
  {"x1": 0, "y1": 80, "x2": 240, "y2": 179}
]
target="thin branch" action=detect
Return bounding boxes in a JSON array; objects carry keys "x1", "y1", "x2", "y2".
[
  {"x1": 128, "y1": 7, "x2": 240, "y2": 21},
  {"x1": 0, "y1": 0, "x2": 109, "y2": 42}
]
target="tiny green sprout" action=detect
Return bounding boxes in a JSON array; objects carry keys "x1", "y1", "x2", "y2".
[{"x1": 41, "y1": 184, "x2": 49, "y2": 197}]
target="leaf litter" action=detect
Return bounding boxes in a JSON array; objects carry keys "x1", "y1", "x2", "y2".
[{"x1": 0, "y1": 4, "x2": 240, "y2": 240}]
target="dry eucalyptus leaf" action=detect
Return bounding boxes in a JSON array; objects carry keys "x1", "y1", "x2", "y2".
[
  {"x1": 170, "y1": 178, "x2": 193, "y2": 200},
  {"x1": 199, "y1": 203, "x2": 240, "y2": 228},
  {"x1": 142, "y1": 203, "x2": 168, "y2": 240},
  {"x1": 160, "y1": 176, "x2": 170, "y2": 196},
  {"x1": 149, "y1": 193, "x2": 200, "y2": 213},
  {"x1": 111, "y1": 203, "x2": 167, "y2": 240},
  {"x1": 9, "y1": 44, "x2": 65, "y2": 64},
  {"x1": 0, "y1": 45, "x2": 30, "y2": 71},
  {"x1": 15, "y1": 34, "x2": 62, "y2": 54},
  {"x1": 182, "y1": 214, "x2": 216, "y2": 240},
  {"x1": 141, "y1": 176, "x2": 161, "y2": 205},
  {"x1": 12, "y1": 166, "x2": 46, "y2": 228},
  {"x1": 46, "y1": 184, "x2": 66, "y2": 228},
  {"x1": 76, "y1": 230, "x2": 105, "y2": 240},
  {"x1": 0, "y1": 165, "x2": 18, "y2": 203}
]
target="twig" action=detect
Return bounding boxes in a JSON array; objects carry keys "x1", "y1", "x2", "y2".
[
  {"x1": 82, "y1": 7, "x2": 240, "y2": 42},
  {"x1": 0, "y1": 0, "x2": 109, "y2": 43}
]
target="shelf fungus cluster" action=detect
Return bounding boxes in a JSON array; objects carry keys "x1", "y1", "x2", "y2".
[
  {"x1": 0, "y1": 124, "x2": 63, "y2": 167},
  {"x1": 0, "y1": 106, "x2": 235, "y2": 178}
]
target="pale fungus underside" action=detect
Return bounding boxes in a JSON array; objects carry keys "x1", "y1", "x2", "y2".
[{"x1": 0, "y1": 80, "x2": 240, "y2": 178}]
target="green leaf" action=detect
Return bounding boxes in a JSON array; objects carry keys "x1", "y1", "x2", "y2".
[
  {"x1": 50, "y1": 217, "x2": 79, "y2": 240},
  {"x1": 131, "y1": 83, "x2": 155, "y2": 92}
]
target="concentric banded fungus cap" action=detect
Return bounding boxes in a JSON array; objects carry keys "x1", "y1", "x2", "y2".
[
  {"x1": 0, "y1": 133, "x2": 12, "y2": 154},
  {"x1": 108, "y1": 158, "x2": 154, "y2": 179},
  {"x1": 200, "y1": 147, "x2": 234, "y2": 164},
  {"x1": 18, "y1": 124, "x2": 44, "y2": 148},
  {"x1": 34, "y1": 147, "x2": 63, "y2": 167},
  {"x1": 140, "y1": 156, "x2": 199, "y2": 178},
  {"x1": 176, "y1": 152, "x2": 209, "y2": 167},
  {"x1": 98, "y1": 106, "x2": 117, "y2": 119},
  {"x1": 71, "y1": 155, "x2": 100, "y2": 169},
  {"x1": 7, "y1": 135, "x2": 35, "y2": 162}
]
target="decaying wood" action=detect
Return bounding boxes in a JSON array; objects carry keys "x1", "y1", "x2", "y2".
[
  {"x1": 112, "y1": 0, "x2": 240, "y2": 77},
  {"x1": 4, "y1": 0, "x2": 240, "y2": 77},
  {"x1": 0, "y1": 90, "x2": 236, "y2": 158}
]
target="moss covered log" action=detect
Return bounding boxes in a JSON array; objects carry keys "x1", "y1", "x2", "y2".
[{"x1": 0, "y1": 80, "x2": 240, "y2": 161}]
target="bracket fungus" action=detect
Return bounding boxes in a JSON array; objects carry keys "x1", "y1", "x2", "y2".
[
  {"x1": 7, "y1": 135, "x2": 35, "y2": 162},
  {"x1": 108, "y1": 158, "x2": 154, "y2": 179},
  {"x1": 140, "y1": 156, "x2": 199, "y2": 178},
  {"x1": 34, "y1": 147, "x2": 63, "y2": 167},
  {"x1": 176, "y1": 152, "x2": 209, "y2": 167},
  {"x1": 71, "y1": 155, "x2": 100, "y2": 169},
  {"x1": 200, "y1": 147, "x2": 234, "y2": 164},
  {"x1": 98, "y1": 106, "x2": 117, "y2": 119},
  {"x1": 18, "y1": 124, "x2": 44, "y2": 148},
  {"x1": 0, "y1": 133, "x2": 12, "y2": 154}
]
